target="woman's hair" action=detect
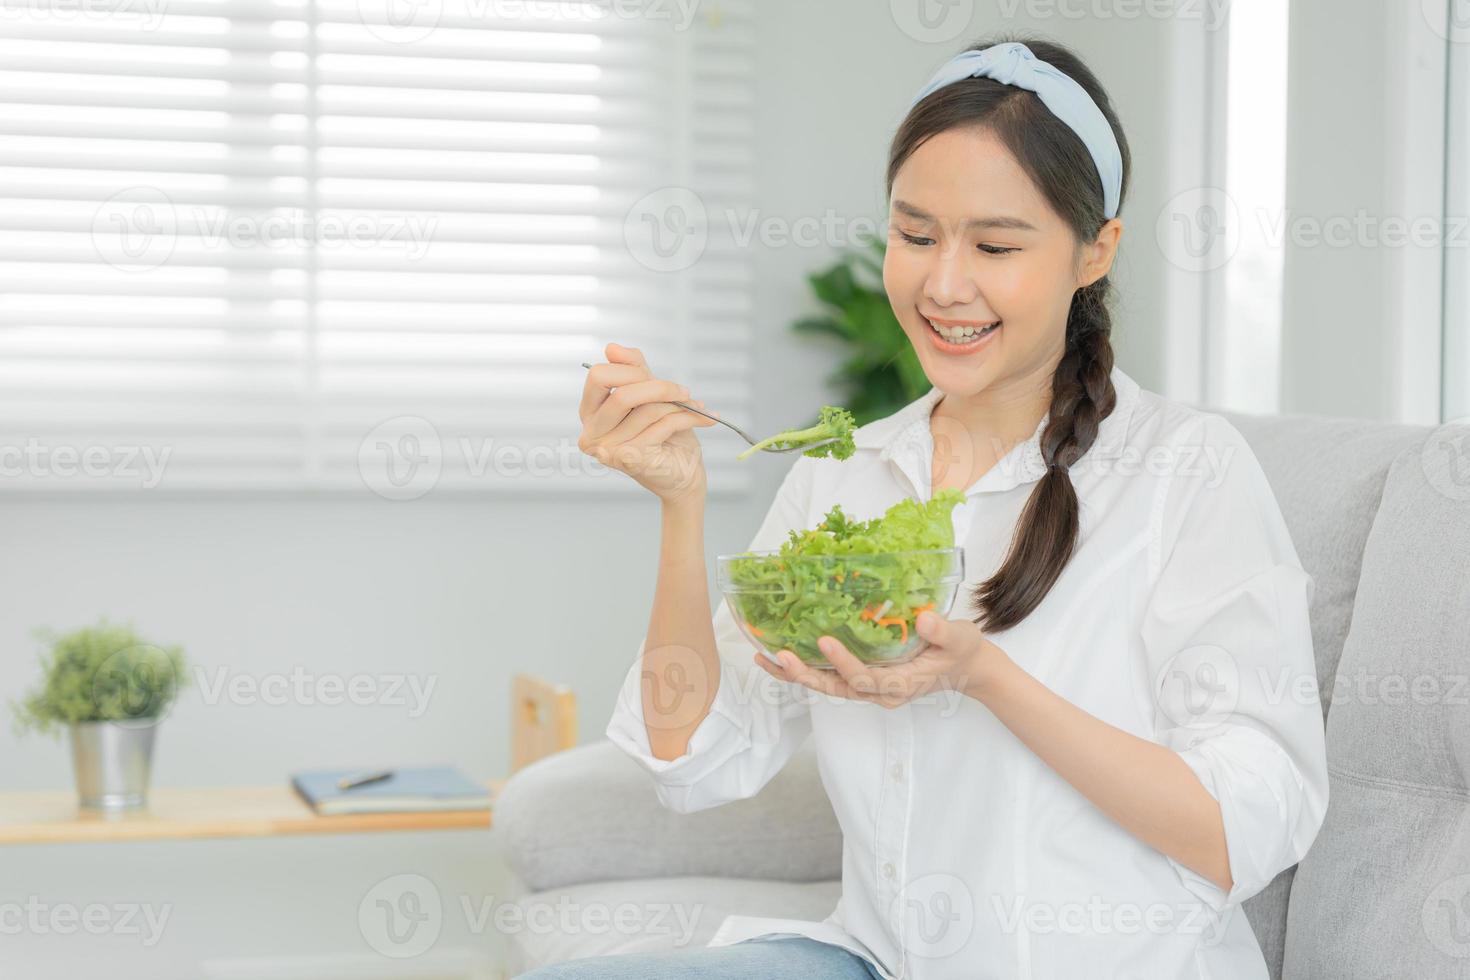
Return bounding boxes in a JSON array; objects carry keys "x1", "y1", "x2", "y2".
[{"x1": 885, "y1": 34, "x2": 1132, "y2": 635}]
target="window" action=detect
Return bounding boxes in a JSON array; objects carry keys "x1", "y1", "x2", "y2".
[
  {"x1": 0, "y1": 0, "x2": 755, "y2": 493},
  {"x1": 1157, "y1": 0, "x2": 1289, "y2": 414},
  {"x1": 1215, "y1": 0, "x2": 1289, "y2": 415},
  {"x1": 1446, "y1": 12, "x2": 1470, "y2": 423}
]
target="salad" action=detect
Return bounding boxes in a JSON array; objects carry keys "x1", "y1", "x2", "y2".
[
  {"x1": 736, "y1": 405, "x2": 857, "y2": 461},
  {"x1": 722, "y1": 487, "x2": 966, "y2": 665}
]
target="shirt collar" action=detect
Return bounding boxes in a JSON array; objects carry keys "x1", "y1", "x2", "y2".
[{"x1": 851, "y1": 363, "x2": 1141, "y2": 497}]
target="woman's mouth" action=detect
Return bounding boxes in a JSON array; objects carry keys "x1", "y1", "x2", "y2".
[{"x1": 924, "y1": 317, "x2": 1000, "y2": 354}]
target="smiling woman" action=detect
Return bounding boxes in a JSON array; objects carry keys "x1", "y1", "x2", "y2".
[
  {"x1": 582, "y1": 32, "x2": 1328, "y2": 980},
  {"x1": 882, "y1": 37, "x2": 1131, "y2": 636}
]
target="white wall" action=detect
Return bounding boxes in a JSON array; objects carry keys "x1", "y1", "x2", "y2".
[
  {"x1": 1279, "y1": 0, "x2": 1449, "y2": 422},
  {"x1": 0, "y1": 3, "x2": 1187, "y2": 977}
]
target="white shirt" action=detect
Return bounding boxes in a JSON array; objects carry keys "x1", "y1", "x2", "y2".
[{"x1": 605, "y1": 364, "x2": 1329, "y2": 980}]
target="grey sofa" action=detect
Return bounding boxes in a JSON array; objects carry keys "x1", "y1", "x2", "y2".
[{"x1": 494, "y1": 409, "x2": 1470, "y2": 979}]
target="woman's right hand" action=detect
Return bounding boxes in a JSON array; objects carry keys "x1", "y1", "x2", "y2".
[{"x1": 578, "y1": 341, "x2": 719, "y2": 505}]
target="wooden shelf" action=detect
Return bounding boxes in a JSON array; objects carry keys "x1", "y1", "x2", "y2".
[{"x1": 0, "y1": 781, "x2": 504, "y2": 846}]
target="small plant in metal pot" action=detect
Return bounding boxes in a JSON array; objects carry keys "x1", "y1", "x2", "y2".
[{"x1": 11, "y1": 620, "x2": 188, "y2": 811}]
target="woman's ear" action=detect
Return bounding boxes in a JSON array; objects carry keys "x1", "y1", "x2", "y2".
[{"x1": 1077, "y1": 217, "x2": 1123, "y2": 288}]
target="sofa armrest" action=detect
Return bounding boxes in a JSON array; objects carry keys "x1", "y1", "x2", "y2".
[{"x1": 495, "y1": 737, "x2": 842, "y2": 892}]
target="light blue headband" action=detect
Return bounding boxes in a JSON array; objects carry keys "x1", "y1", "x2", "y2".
[{"x1": 910, "y1": 42, "x2": 1122, "y2": 220}]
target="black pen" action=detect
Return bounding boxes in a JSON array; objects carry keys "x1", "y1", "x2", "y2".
[{"x1": 338, "y1": 769, "x2": 393, "y2": 791}]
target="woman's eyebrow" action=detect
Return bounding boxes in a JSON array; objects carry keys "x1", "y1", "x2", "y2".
[{"x1": 891, "y1": 199, "x2": 1037, "y2": 232}]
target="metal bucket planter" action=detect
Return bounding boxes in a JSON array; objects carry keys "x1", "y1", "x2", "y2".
[{"x1": 68, "y1": 720, "x2": 158, "y2": 811}]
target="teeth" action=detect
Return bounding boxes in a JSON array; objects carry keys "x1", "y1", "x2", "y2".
[{"x1": 928, "y1": 319, "x2": 998, "y2": 342}]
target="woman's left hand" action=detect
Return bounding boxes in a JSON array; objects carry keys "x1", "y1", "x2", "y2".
[{"x1": 754, "y1": 610, "x2": 1006, "y2": 708}]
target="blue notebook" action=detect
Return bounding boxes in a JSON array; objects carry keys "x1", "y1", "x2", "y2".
[{"x1": 291, "y1": 766, "x2": 492, "y2": 815}]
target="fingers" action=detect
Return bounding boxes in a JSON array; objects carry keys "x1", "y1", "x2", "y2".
[
  {"x1": 815, "y1": 636, "x2": 880, "y2": 695},
  {"x1": 607, "y1": 341, "x2": 646, "y2": 368},
  {"x1": 628, "y1": 404, "x2": 718, "y2": 447},
  {"x1": 770, "y1": 648, "x2": 873, "y2": 702},
  {"x1": 583, "y1": 377, "x2": 692, "y2": 441},
  {"x1": 577, "y1": 342, "x2": 650, "y2": 422},
  {"x1": 600, "y1": 401, "x2": 680, "y2": 447},
  {"x1": 916, "y1": 611, "x2": 978, "y2": 654}
]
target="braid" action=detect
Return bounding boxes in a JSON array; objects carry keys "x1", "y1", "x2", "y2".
[{"x1": 970, "y1": 275, "x2": 1118, "y2": 634}]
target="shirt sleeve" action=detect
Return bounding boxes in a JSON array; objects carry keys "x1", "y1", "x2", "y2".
[
  {"x1": 1139, "y1": 413, "x2": 1330, "y2": 912},
  {"x1": 603, "y1": 456, "x2": 817, "y2": 815}
]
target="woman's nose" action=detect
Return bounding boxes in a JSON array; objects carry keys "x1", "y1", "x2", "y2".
[{"x1": 923, "y1": 243, "x2": 979, "y2": 307}]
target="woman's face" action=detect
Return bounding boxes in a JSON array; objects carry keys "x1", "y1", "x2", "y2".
[{"x1": 883, "y1": 126, "x2": 1118, "y2": 401}]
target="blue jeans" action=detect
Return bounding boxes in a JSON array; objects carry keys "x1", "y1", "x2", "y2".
[{"x1": 513, "y1": 936, "x2": 885, "y2": 979}]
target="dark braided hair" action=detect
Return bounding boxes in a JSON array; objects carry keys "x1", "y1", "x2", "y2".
[{"x1": 885, "y1": 34, "x2": 1131, "y2": 635}]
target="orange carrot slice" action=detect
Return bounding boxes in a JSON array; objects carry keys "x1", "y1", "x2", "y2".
[{"x1": 876, "y1": 616, "x2": 908, "y2": 643}]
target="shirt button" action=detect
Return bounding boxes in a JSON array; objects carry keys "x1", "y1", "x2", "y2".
[
  {"x1": 883, "y1": 862, "x2": 895, "y2": 879},
  {"x1": 890, "y1": 762, "x2": 904, "y2": 780}
]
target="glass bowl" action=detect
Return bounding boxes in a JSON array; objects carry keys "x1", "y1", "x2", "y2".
[{"x1": 715, "y1": 547, "x2": 965, "y2": 669}]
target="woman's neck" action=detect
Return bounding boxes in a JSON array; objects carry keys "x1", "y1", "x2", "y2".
[{"x1": 928, "y1": 377, "x2": 1053, "y2": 493}]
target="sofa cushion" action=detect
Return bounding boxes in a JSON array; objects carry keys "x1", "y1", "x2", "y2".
[
  {"x1": 1219, "y1": 410, "x2": 1427, "y2": 719},
  {"x1": 497, "y1": 738, "x2": 842, "y2": 893},
  {"x1": 1281, "y1": 425, "x2": 1470, "y2": 978},
  {"x1": 505, "y1": 875, "x2": 842, "y2": 975}
]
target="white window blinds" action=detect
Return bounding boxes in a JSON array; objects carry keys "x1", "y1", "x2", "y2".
[{"x1": 0, "y1": 0, "x2": 755, "y2": 494}]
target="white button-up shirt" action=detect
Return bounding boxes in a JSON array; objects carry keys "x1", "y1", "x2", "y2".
[{"x1": 605, "y1": 364, "x2": 1329, "y2": 980}]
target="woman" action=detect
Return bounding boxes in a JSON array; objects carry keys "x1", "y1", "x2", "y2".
[{"x1": 544, "y1": 35, "x2": 1328, "y2": 980}]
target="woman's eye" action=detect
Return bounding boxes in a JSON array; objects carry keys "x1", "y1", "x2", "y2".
[{"x1": 896, "y1": 231, "x2": 1017, "y2": 254}]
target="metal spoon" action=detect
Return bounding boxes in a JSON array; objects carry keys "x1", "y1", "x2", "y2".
[{"x1": 580, "y1": 361, "x2": 838, "y2": 455}]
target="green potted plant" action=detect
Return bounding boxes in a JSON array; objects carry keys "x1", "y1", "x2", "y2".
[
  {"x1": 11, "y1": 620, "x2": 188, "y2": 811},
  {"x1": 792, "y1": 238, "x2": 932, "y2": 426}
]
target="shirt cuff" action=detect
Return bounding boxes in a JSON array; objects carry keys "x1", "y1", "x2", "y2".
[
  {"x1": 604, "y1": 651, "x2": 753, "y2": 787},
  {"x1": 1165, "y1": 730, "x2": 1300, "y2": 913}
]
